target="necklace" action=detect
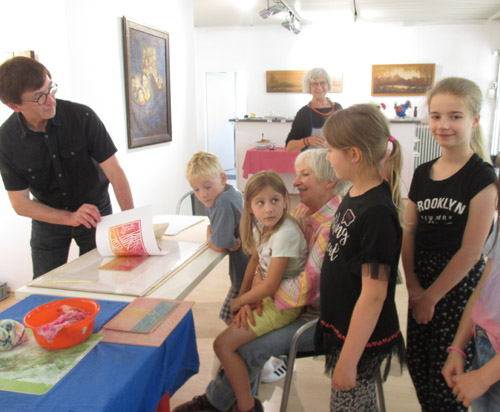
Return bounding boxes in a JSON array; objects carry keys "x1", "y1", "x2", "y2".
[{"x1": 308, "y1": 100, "x2": 334, "y2": 116}]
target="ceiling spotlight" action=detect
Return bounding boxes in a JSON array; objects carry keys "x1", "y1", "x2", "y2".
[
  {"x1": 281, "y1": 12, "x2": 301, "y2": 34},
  {"x1": 259, "y1": 0, "x2": 286, "y2": 19}
]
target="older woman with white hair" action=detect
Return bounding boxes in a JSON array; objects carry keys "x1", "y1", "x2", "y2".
[
  {"x1": 285, "y1": 68, "x2": 342, "y2": 152},
  {"x1": 173, "y1": 149, "x2": 348, "y2": 412}
]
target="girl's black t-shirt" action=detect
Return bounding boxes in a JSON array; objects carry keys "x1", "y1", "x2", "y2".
[
  {"x1": 409, "y1": 153, "x2": 497, "y2": 253},
  {"x1": 316, "y1": 181, "x2": 403, "y2": 355}
]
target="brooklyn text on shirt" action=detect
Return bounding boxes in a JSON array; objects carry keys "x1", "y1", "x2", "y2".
[{"x1": 416, "y1": 197, "x2": 466, "y2": 215}]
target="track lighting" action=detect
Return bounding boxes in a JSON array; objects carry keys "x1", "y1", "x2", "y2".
[
  {"x1": 259, "y1": 0, "x2": 301, "y2": 34},
  {"x1": 259, "y1": 1, "x2": 285, "y2": 19},
  {"x1": 281, "y1": 11, "x2": 300, "y2": 34}
]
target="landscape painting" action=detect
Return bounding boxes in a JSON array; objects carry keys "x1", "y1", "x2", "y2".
[
  {"x1": 266, "y1": 70, "x2": 343, "y2": 93},
  {"x1": 372, "y1": 64, "x2": 435, "y2": 96}
]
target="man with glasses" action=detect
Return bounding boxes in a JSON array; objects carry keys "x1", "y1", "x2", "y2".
[{"x1": 0, "y1": 56, "x2": 134, "y2": 278}]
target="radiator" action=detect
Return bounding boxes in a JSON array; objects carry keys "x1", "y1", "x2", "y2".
[{"x1": 413, "y1": 124, "x2": 440, "y2": 169}]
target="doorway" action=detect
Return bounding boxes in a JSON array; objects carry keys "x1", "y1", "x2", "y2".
[{"x1": 205, "y1": 72, "x2": 236, "y2": 175}]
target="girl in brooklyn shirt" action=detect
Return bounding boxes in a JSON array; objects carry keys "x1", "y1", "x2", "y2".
[
  {"x1": 403, "y1": 77, "x2": 497, "y2": 412},
  {"x1": 315, "y1": 104, "x2": 405, "y2": 411}
]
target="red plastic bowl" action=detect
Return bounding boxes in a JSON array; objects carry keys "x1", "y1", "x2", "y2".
[{"x1": 23, "y1": 298, "x2": 100, "y2": 350}]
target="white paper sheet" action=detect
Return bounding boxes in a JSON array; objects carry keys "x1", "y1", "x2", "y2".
[
  {"x1": 96, "y1": 205, "x2": 165, "y2": 256},
  {"x1": 153, "y1": 214, "x2": 205, "y2": 236}
]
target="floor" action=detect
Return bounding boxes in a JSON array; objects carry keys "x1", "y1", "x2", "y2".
[
  {"x1": 169, "y1": 256, "x2": 421, "y2": 412},
  {"x1": 0, "y1": 257, "x2": 421, "y2": 412}
]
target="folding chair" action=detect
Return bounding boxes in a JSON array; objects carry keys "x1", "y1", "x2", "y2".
[
  {"x1": 275, "y1": 319, "x2": 387, "y2": 412},
  {"x1": 175, "y1": 190, "x2": 208, "y2": 216}
]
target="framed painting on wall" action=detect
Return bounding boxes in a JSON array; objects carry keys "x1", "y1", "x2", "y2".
[
  {"x1": 371, "y1": 64, "x2": 435, "y2": 96},
  {"x1": 1, "y1": 50, "x2": 37, "y2": 64},
  {"x1": 123, "y1": 17, "x2": 172, "y2": 149},
  {"x1": 266, "y1": 70, "x2": 343, "y2": 93}
]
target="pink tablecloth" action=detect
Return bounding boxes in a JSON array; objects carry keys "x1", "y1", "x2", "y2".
[{"x1": 242, "y1": 147, "x2": 299, "y2": 178}]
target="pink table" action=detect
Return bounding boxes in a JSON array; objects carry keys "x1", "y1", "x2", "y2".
[{"x1": 242, "y1": 147, "x2": 299, "y2": 178}]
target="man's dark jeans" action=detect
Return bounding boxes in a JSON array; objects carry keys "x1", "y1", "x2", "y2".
[{"x1": 30, "y1": 196, "x2": 112, "y2": 278}]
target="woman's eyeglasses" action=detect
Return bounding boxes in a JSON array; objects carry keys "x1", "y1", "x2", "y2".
[{"x1": 311, "y1": 81, "x2": 327, "y2": 88}]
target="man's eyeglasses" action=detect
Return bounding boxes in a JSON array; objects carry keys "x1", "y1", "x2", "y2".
[{"x1": 22, "y1": 83, "x2": 58, "y2": 105}]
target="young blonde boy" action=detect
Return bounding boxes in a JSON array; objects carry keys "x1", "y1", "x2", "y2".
[{"x1": 186, "y1": 151, "x2": 249, "y2": 324}]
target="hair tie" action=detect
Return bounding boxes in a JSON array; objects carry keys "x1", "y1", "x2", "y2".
[{"x1": 382, "y1": 137, "x2": 395, "y2": 181}]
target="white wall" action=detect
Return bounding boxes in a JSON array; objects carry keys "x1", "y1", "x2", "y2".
[
  {"x1": 0, "y1": 0, "x2": 199, "y2": 291},
  {"x1": 1, "y1": 8, "x2": 500, "y2": 292},
  {"x1": 195, "y1": 21, "x2": 500, "y2": 147}
]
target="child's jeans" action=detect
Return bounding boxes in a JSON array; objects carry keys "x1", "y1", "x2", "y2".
[{"x1": 472, "y1": 326, "x2": 500, "y2": 412}]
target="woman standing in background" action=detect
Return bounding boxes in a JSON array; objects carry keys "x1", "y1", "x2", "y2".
[{"x1": 285, "y1": 68, "x2": 342, "y2": 152}]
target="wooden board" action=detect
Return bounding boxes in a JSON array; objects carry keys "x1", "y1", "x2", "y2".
[
  {"x1": 103, "y1": 297, "x2": 178, "y2": 334},
  {"x1": 98, "y1": 299, "x2": 194, "y2": 346}
]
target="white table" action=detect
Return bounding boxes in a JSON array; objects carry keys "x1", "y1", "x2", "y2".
[{"x1": 15, "y1": 217, "x2": 226, "y2": 302}]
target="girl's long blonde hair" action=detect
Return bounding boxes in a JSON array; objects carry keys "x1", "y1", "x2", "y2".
[
  {"x1": 240, "y1": 171, "x2": 291, "y2": 254},
  {"x1": 427, "y1": 77, "x2": 490, "y2": 163},
  {"x1": 323, "y1": 103, "x2": 404, "y2": 220}
]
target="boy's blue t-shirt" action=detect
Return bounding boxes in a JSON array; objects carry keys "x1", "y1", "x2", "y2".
[{"x1": 207, "y1": 184, "x2": 249, "y2": 291}]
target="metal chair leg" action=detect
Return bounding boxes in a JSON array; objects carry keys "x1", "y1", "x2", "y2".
[
  {"x1": 279, "y1": 353, "x2": 296, "y2": 412},
  {"x1": 255, "y1": 372, "x2": 261, "y2": 396},
  {"x1": 279, "y1": 319, "x2": 318, "y2": 412},
  {"x1": 375, "y1": 369, "x2": 386, "y2": 412}
]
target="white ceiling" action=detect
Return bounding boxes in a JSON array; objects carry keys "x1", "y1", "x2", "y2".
[{"x1": 194, "y1": 0, "x2": 500, "y2": 27}]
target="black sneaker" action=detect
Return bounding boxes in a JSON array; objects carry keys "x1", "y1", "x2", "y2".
[{"x1": 172, "y1": 394, "x2": 220, "y2": 412}]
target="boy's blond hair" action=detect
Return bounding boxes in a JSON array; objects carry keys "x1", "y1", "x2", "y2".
[{"x1": 186, "y1": 151, "x2": 225, "y2": 182}]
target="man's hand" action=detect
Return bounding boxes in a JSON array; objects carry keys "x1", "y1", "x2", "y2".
[{"x1": 68, "y1": 204, "x2": 102, "y2": 228}]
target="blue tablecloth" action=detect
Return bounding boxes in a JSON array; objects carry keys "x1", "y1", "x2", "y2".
[{"x1": 0, "y1": 294, "x2": 199, "y2": 412}]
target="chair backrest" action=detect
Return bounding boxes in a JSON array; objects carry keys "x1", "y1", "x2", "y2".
[
  {"x1": 190, "y1": 193, "x2": 208, "y2": 216},
  {"x1": 176, "y1": 190, "x2": 208, "y2": 216}
]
